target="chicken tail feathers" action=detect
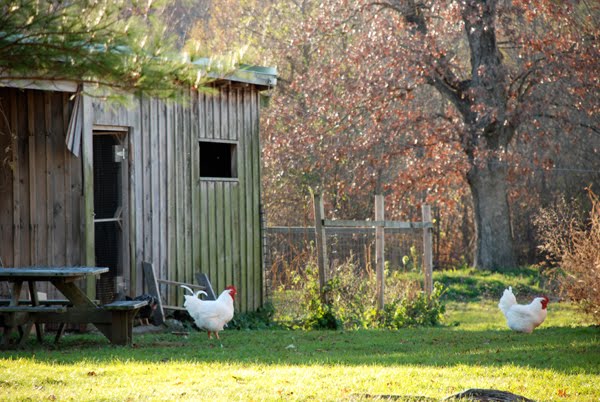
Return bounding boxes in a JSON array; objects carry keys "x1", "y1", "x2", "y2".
[
  {"x1": 181, "y1": 285, "x2": 195, "y2": 295},
  {"x1": 498, "y1": 286, "x2": 517, "y2": 314},
  {"x1": 181, "y1": 285, "x2": 209, "y2": 299}
]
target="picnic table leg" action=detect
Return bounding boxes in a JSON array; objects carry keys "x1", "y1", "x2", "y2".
[
  {"x1": 27, "y1": 281, "x2": 44, "y2": 342},
  {"x1": 17, "y1": 323, "x2": 34, "y2": 346},
  {"x1": 51, "y1": 279, "x2": 113, "y2": 341},
  {"x1": 110, "y1": 310, "x2": 137, "y2": 345},
  {"x1": 0, "y1": 322, "x2": 15, "y2": 347},
  {"x1": 1, "y1": 312, "x2": 31, "y2": 348},
  {"x1": 54, "y1": 323, "x2": 66, "y2": 344},
  {"x1": 1, "y1": 281, "x2": 24, "y2": 347}
]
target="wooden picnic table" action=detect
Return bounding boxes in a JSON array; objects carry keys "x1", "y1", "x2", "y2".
[{"x1": 0, "y1": 267, "x2": 147, "y2": 347}]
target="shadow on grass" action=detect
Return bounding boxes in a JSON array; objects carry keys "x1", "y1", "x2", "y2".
[
  {"x1": 435, "y1": 267, "x2": 549, "y2": 302},
  {"x1": 4, "y1": 324, "x2": 598, "y2": 375}
]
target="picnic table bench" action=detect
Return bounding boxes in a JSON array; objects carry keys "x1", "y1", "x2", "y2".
[
  {"x1": 0, "y1": 305, "x2": 68, "y2": 313},
  {"x1": 1, "y1": 299, "x2": 72, "y2": 306},
  {"x1": 103, "y1": 300, "x2": 149, "y2": 345},
  {"x1": 0, "y1": 267, "x2": 148, "y2": 348}
]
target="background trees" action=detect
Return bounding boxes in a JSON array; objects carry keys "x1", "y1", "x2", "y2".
[
  {"x1": 7, "y1": 0, "x2": 595, "y2": 270},
  {"x1": 189, "y1": 0, "x2": 598, "y2": 270}
]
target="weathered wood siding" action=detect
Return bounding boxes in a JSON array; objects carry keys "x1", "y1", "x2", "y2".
[
  {"x1": 0, "y1": 88, "x2": 81, "y2": 298},
  {"x1": 0, "y1": 83, "x2": 265, "y2": 313},
  {"x1": 91, "y1": 86, "x2": 264, "y2": 312},
  {"x1": 198, "y1": 87, "x2": 263, "y2": 312}
]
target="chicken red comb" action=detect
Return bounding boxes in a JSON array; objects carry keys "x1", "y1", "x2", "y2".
[{"x1": 225, "y1": 285, "x2": 237, "y2": 298}]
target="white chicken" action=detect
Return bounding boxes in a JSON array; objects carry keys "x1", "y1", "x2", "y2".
[
  {"x1": 498, "y1": 286, "x2": 549, "y2": 333},
  {"x1": 181, "y1": 285, "x2": 237, "y2": 340}
]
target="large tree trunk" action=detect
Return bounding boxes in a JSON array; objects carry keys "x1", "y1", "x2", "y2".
[
  {"x1": 467, "y1": 159, "x2": 517, "y2": 270},
  {"x1": 396, "y1": 0, "x2": 519, "y2": 270}
]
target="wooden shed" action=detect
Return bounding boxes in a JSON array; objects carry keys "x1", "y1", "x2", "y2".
[{"x1": 0, "y1": 65, "x2": 277, "y2": 313}]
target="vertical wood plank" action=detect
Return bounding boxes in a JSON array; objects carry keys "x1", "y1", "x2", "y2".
[
  {"x1": 375, "y1": 195, "x2": 385, "y2": 311},
  {"x1": 206, "y1": 92, "x2": 214, "y2": 140},
  {"x1": 229, "y1": 88, "x2": 236, "y2": 141},
  {"x1": 10, "y1": 92, "x2": 21, "y2": 267},
  {"x1": 199, "y1": 181, "x2": 210, "y2": 283},
  {"x1": 19, "y1": 90, "x2": 32, "y2": 267},
  {"x1": 251, "y1": 91, "x2": 262, "y2": 309},
  {"x1": 142, "y1": 97, "x2": 151, "y2": 267},
  {"x1": 243, "y1": 88, "x2": 253, "y2": 310},
  {"x1": 69, "y1": 95, "x2": 83, "y2": 266},
  {"x1": 0, "y1": 92, "x2": 13, "y2": 266},
  {"x1": 422, "y1": 204, "x2": 433, "y2": 296},
  {"x1": 166, "y1": 98, "x2": 177, "y2": 306},
  {"x1": 184, "y1": 96, "x2": 193, "y2": 285},
  {"x1": 44, "y1": 92, "x2": 55, "y2": 266},
  {"x1": 172, "y1": 101, "x2": 180, "y2": 306},
  {"x1": 213, "y1": 92, "x2": 221, "y2": 140},
  {"x1": 81, "y1": 90, "x2": 96, "y2": 298},
  {"x1": 33, "y1": 93, "x2": 48, "y2": 266},
  {"x1": 198, "y1": 93, "x2": 209, "y2": 292},
  {"x1": 175, "y1": 101, "x2": 185, "y2": 301},
  {"x1": 215, "y1": 181, "x2": 225, "y2": 291},
  {"x1": 221, "y1": 89, "x2": 229, "y2": 141},
  {"x1": 191, "y1": 90, "x2": 201, "y2": 281},
  {"x1": 207, "y1": 181, "x2": 217, "y2": 287},
  {"x1": 150, "y1": 98, "x2": 160, "y2": 281},
  {"x1": 49, "y1": 92, "x2": 66, "y2": 266},
  {"x1": 27, "y1": 92, "x2": 37, "y2": 265},
  {"x1": 231, "y1": 89, "x2": 241, "y2": 307},
  {"x1": 231, "y1": 181, "x2": 240, "y2": 308},
  {"x1": 223, "y1": 182, "x2": 233, "y2": 287},
  {"x1": 237, "y1": 147, "x2": 247, "y2": 310},
  {"x1": 119, "y1": 116, "x2": 131, "y2": 291},
  {"x1": 62, "y1": 93, "x2": 73, "y2": 266},
  {"x1": 159, "y1": 98, "x2": 168, "y2": 291},
  {"x1": 132, "y1": 96, "x2": 144, "y2": 294}
]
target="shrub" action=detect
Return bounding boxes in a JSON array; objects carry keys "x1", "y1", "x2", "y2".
[
  {"x1": 364, "y1": 282, "x2": 446, "y2": 329},
  {"x1": 229, "y1": 302, "x2": 280, "y2": 330},
  {"x1": 534, "y1": 189, "x2": 600, "y2": 324},
  {"x1": 299, "y1": 265, "x2": 341, "y2": 329},
  {"x1": 275, "y1": 255, "x2": 447, "y2": 329}
]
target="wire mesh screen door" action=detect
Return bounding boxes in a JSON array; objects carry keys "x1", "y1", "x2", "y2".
[{"x1": 93, "y1": 130, "x2": 129, "y2": 304}]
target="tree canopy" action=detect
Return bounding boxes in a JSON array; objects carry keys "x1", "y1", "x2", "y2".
[
  {"x1": 0, "y1": 0, "x2": 223, "y2": 98},
  {"x1": 5, "y1": 0, "x2": 596, "y2": 270},
  {"x1": 191, "y1": 0, "x2": 599, "y2": 270}
]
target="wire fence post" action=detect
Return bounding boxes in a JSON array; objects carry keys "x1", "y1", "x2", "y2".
[
  {"x1": 375, "y1": 195, "x2": 385, "y2": 312},
  {"x1": 422, "y1": 204, "x2": 433, "y2": 296},
  {"x1": 313, "y1": 194, "x2": 328, "y2": 299}
]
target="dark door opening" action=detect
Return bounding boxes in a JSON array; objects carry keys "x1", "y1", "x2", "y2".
[{"x1": 93, "y1": 131, "x2": 128, "y2": 304}]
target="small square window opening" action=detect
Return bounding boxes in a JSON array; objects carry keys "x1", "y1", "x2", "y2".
[{"x1": 200, "y1": 141, "x2": 238, "y2": 179}]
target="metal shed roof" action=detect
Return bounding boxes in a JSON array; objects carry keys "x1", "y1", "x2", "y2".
[
  {"x1": 0, "y1": 61, "x2": 277, "y2": 92},
  {"x1": 192, "y1": 59, "x2": 277, "y2": 90}
]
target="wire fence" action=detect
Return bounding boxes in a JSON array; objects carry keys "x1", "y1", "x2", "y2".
[{"x1": 263, "y1": 226, "x2": 423, "y2": 293}]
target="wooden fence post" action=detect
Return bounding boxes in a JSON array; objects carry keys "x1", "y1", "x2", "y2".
[
  {"x1": 422, "y1": 204, "x2": 433, "y2": 296},
  {"x1": 375, "y1": 195, "x2": 385, "y2": 312},
  {"x1": 313, "y1": 194, "x2": 328, "y2": 298}
]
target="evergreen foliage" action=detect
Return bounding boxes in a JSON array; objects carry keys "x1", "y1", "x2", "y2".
[{"x1": 0, "y1": 0, "x2": 227, "y2": 98}]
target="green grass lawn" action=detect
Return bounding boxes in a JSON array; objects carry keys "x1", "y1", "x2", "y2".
[{"x1": 1, "y1": 270, "x2": 599, "y2": 401}]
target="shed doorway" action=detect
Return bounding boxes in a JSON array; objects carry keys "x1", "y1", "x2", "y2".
[{"x1": 93, "y1": 129, "x2": 130, "y2": 304}]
